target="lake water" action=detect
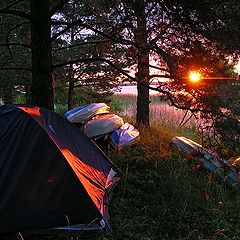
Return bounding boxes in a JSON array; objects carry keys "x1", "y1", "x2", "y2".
[{"x1": 116, "y1": 85, "x2": 160, "y2": 95}]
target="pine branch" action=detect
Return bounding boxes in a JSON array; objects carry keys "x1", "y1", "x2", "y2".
[
  {"x1": 52, "y1": 40, "x2": 112, "y2": 52},
  {"x1": 149, "y1": 64, "x2": 169, "y2": 72},
  {"x1": 51, "y1": 19, "x2": 134, "y2": 46},
  {"x1": 0, "y1": 8, "x2": 30, "y2": 20},
  {"x1": 4, "y1": 0, "x2": 25, "y2": 9},
  {"x1": 0, "y1": 43, "x2": 30, "y2": 48},
  {"x1": 49, "y1": 0, "x2": 69, "y2": 17},
  {"x1": 4, "y1": 21, "x2": 30, "y2": 58},
  {"x1": 0, "y1": 67, "x2": 31, "y2": 71}
]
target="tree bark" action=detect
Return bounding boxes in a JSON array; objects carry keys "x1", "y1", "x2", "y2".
[
  {"x1": 134, "y1": 0, "x2": 150, "y2": 127},
  {"x1": 24, "y1": 84, "x2": 31, "y2": 104},
  {"x1": 67, "y1": 72, "x2": 75, "y2": 110},
  {"x1": 30, "y1": 0, "x2": 54, "y2": 110},
  {"x1": 3, "y1": 84, "x2": 13, "y2": 104},
  {"x1": 67, "y1": 27, "x2": 75, "y2": 110}
]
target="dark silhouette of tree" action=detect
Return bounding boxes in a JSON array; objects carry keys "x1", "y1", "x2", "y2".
[
  {"x1": 0, "y1": 0, "x2": 54, "y2": 109},
  {"x1": 30, "y1": 0, "x2": 53, "y2": 110}
]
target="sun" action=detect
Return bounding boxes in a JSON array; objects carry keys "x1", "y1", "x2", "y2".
[
  {"x1": 189, "y1": 71, "x2": 202, "y2": 83},
  {"x1": 234, "y1": 61, "x2": 240, "y2": 74}
]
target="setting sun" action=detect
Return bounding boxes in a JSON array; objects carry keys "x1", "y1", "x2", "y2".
[{"x1": 189, "y1": 71, "x2": 202, "y2": 83}]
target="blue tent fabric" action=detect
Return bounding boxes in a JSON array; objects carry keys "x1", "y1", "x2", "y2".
[{"x1": 0, "y1": 104, "x2": 118, "y2": 234}]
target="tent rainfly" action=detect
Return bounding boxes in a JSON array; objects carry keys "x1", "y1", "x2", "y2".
[{"x1": 0, "y1": 105, "x2": 119, "y2": 234}]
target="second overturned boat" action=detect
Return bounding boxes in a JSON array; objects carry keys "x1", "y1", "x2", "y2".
[{"x1": 83, "y1": 114, "x2": 124, "y2": 138}]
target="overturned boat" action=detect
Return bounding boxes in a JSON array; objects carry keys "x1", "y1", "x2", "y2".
[
  {"x1": 172, "y1": 136, "x2": 240, "y2": 189},
  {"x1": 109, "y1": 123, "x2": 140, "y2": 151},
  {"x1": 65, "y1": 103, "x2": 110, "y2": 124},
  {"x1": 83, "y1": 114, "x2": 124, "y2": 138}
]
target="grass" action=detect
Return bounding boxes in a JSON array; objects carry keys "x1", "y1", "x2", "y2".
[
  {"x1": 110, "y1": 94, "x2": 197, "y2": 128},
  {"x1": 54, "y1": 104, "x2": 68, "y2": 116},
  {"x1": 23, "y1": 95, "x2": 240, "y2": 240},
  {"x1": 26, "y1": 127, "x2": 240, "y2": 240},
  {"x1": 107, "y1": 95, "x2": 240, "y2": 240},
  {"x1": 107, "y1": 128, "x2": 240, "y2": 240}
]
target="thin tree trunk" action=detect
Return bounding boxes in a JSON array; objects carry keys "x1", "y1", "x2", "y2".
[
  {"x1": 134, "y1": 0, "x2": 150, "y2": 127},
  {"x1": 67, "y1": 27, "x2": 75, "y2": 110},
  {"x1": 30, "y1": 0, "x2": 54, "y2": 110},
  {"x1": 25, "y1": 84, "x2": 31, "y2": 104},
  {"x1": 68, "y1": 75, "x2": 75, "y2": 110}
]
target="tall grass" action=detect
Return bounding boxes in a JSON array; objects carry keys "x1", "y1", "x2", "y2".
[
  {"x1": 110, "y1": 94, "x2": 199, "y2": 140},
  {"x1": 22, "y1": 94, "x2": 240, "y2": 240},
  {"x1": 105, "y1": 126, "x2": 240, "y2": 240},
  {"x1": 107, "y1": 94, "x2": 240, "y2": 240},
  {"x1": 111, "y1": 94, "x2": 196, "y2": 126}
]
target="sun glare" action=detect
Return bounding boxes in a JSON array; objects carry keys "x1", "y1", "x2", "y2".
[
  {"x1": 189, "y1": 71, "x2": 202, "y2": 83},
  {"x1": 234, "y1": 62, "x2": 240, "y2": 74}
]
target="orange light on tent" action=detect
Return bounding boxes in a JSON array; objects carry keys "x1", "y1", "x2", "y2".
[
  {"x1": 189, "y1": 71, "x2": 202, "y2": 83},
  {"x1": 18, "y1": 106, "x2": 41, "y2": 117}
]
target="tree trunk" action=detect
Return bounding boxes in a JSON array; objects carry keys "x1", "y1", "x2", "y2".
[
  {"x1": 3, "y1": 84, "x2": 13, "y2": 104},
  {"x1": 25, "y1": 84, "x2": 31, "y2": 104},
  {"x1": 30, "y1": 0, "x2": 54, "y2": 110},
  {"x1": 67, "y1": 75, "x2": 75, "y2": 110},
  {"x1": 134, "y1": 0, "x2": 150, "y2": 128},
  {"x1": 67, "y1": 28, "x2": 75, "y2": 110}
]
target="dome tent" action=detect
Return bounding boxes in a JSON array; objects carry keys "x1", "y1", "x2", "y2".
[{"x1": 0, "y1": 105, "x2": 118, "y2": 234}]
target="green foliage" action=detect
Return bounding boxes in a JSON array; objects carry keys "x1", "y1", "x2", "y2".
[
  {"x1": 13, "y1": 92, "x2": 26, "y2": 104},
  {"x1": 214, "y1": 117, "x2": 240, "y2": 156},
  {"x1": 72, "y1": 86, "x2": 113, "y2": 106},
  {"x1": 193, "y1": 80, "x2": 240, "y2": 157},
  {"x1": 109, "y1": 95, "x2": 124, "y2": 113},
  {"x1": 54, "y1": 104, "x2": 68, "y2": 116}
]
